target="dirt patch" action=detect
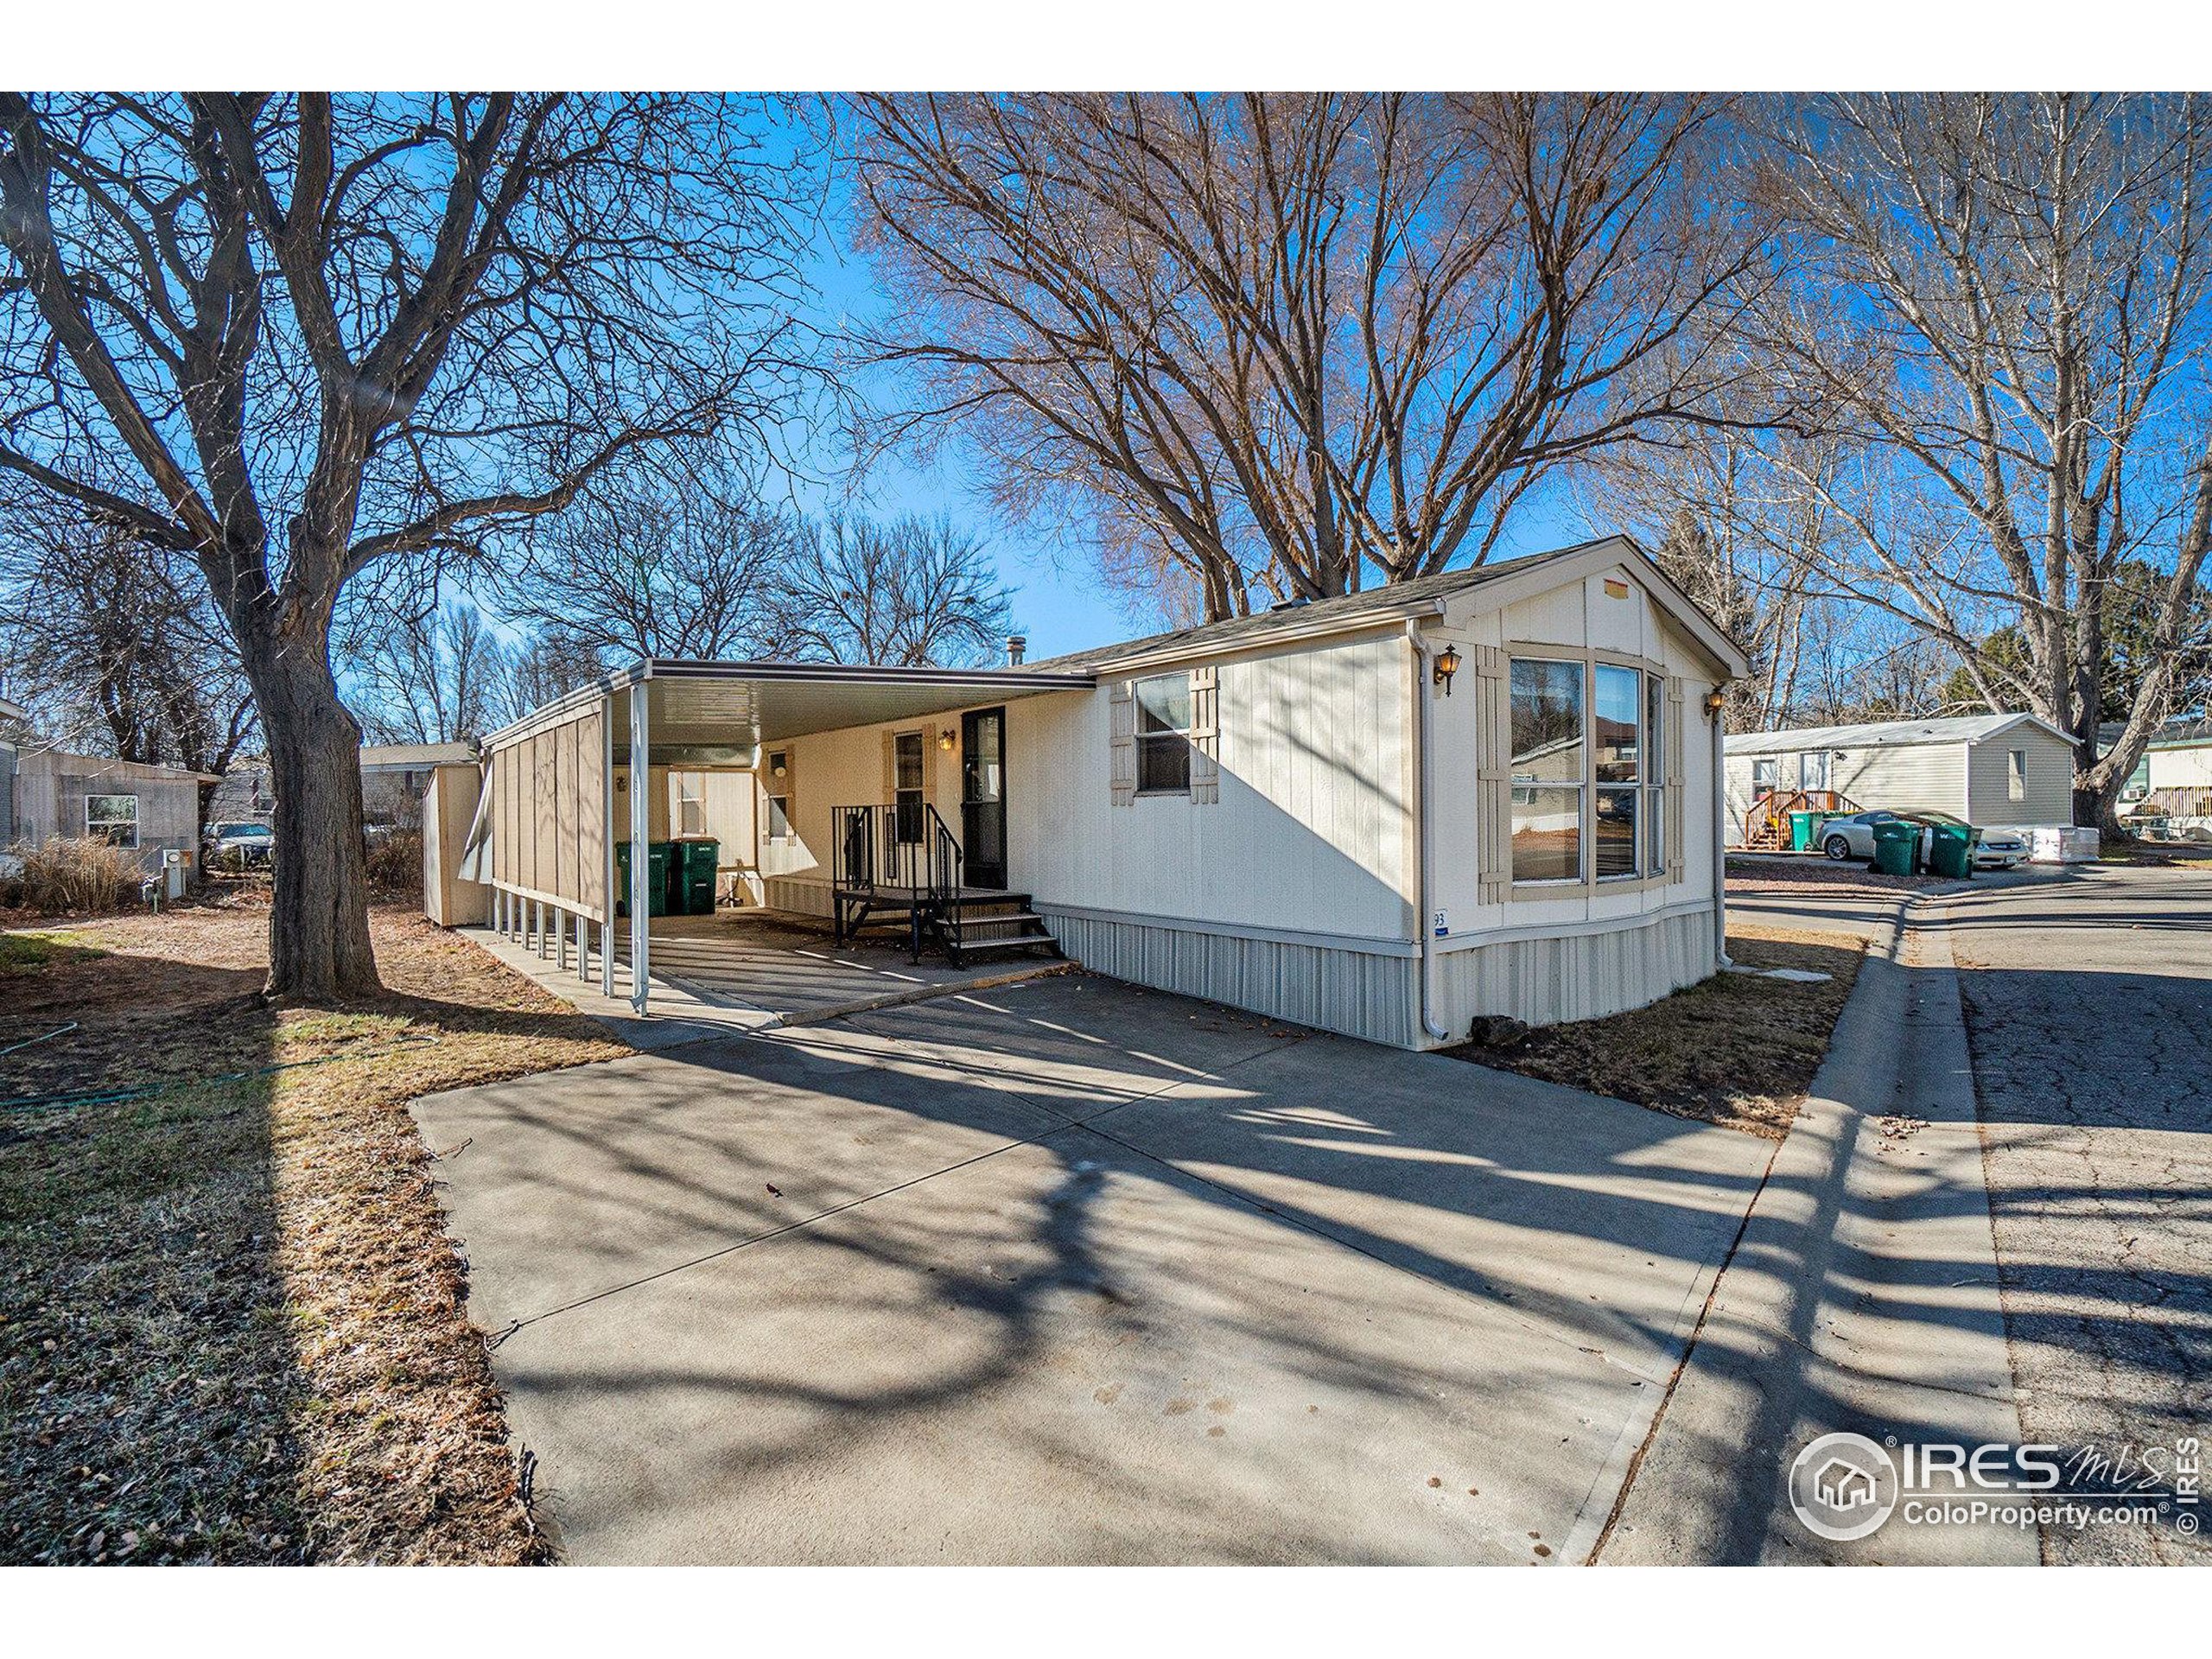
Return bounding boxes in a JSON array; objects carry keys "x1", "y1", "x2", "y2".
[
  {"x1": 1443, "y1": 924, "x2": 1866, "y2": 1140},
  {"x1": 1, "y1": 903, "x2": 628, "y2": 1564},
  {"x1": 1728, "y1": 853, "x2": 1948, "y2": 898}
]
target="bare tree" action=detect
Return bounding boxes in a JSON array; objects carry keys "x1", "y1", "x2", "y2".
[
  {"x1": 339, "y1": 600, "x2": 504, "y2": 746},
  {"x1": 0, "y1": 94, "x2": 815, "y2": 994},
  {"x1": 851, "y1": 92, "x2": 1764, "y2": 619},
  {"x1": 491, "y1": 625, "x2": 606, "y2": 729},
  {"x1": 1740, "y1": 92, "x2": 2212, "y2": 830},
  {"x1": 779, "y1": 512, "x2": 1015, "y2": 666},
  {"x1": 504, "y1": 457, "x2": 803, "y2": 661},
  {"x1": 0, "y1": 509, "x2": 257, "y2": 820}
]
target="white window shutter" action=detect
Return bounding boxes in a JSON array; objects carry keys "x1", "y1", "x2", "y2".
[
  {"x1": 1109, "y1": 681, "x2": 1137, "y2": 806},
  {"x1": 1475, "y1": 645, "x2": 1510, "y2": 904},
  {"x1": 1190, "y1": 664, "x2": 1220, "y2": 805},
  {"x1": 1666, "y1": 678, "x2": 1688, "y2": 883}
]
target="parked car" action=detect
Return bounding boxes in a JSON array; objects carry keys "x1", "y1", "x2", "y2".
[
  {"x1": 1970, "y1": 827, "x2": 2029, "y2": 869},
  {"x1": 204, "y1": 820, "x2": 276, "y2": 867},
  {"x1": 1818, "y1": 809, "x2": 1900, "y2": 861}
]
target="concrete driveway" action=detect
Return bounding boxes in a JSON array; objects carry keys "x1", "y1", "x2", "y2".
[{"x1": 413, "y1": 973, "x2": 1773, "y2": 1564}]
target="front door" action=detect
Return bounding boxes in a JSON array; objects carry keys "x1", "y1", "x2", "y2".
[{"x1": 961, "y1": 707, "x2": 1007, "y2": 889}]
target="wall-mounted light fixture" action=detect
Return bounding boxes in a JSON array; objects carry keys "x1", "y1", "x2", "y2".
[
  {"x1": 1703, "y1": 689, "x2": 1727, "y2": 715},
  {"x1": 1432, "y1": 644, "x2": 1462, "y2": 696},
  {"x1": 938, "y1": 728, "x2": 957, "y2": 753}
]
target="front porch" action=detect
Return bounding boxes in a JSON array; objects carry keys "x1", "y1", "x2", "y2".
[
  {"x1": 466, "y1": 657, "x2": 1095, "y2": 1019},
  {"x1": 468, "y1": 905, "x2": 1071, "y2": 1048}
]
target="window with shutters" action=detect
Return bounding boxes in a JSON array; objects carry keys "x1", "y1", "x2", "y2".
[{"x1": 1135, "y1": 674, "x2": 1192, "y2": 795}]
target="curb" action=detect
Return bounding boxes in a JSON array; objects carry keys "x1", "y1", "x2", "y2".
[{"x1": 1592, "y1": 893, "x2": 2031, "y2": 1564}]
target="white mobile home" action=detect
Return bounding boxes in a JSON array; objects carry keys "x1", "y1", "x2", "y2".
[
  {"x1": 439, "y1": 537, "x2": 1749, "y2": 1050},
  {"x1": 1725, "y1": 713, "x2": 2075, "y2": 848}
]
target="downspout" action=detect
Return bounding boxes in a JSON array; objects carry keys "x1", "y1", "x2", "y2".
[
  {"x1": 1711, "y1": 683, "x2": 1731, "y2": 970},
  {"x1": 1407, "y1": 621, "x2": 1451, "y2": 1043}
]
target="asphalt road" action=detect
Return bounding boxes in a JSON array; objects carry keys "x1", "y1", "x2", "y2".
[{"x1": 1941, "y1": 865, "x2": 2212, "y2": 1565}]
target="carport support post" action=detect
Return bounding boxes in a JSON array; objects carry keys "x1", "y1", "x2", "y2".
[
  {"x1": 601, "y1": 694, "x2": 617, "y2": 1000},
  {"x1": 628, "y1": 679, "x2": 652, "y2": 1014}
]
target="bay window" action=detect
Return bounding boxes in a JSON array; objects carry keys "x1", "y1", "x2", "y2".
[{"x1": 1509, "y1": 657, "x2": 1667, "y2": 888}]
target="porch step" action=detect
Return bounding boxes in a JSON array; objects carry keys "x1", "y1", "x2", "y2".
[
  {"x1": 946, "y1": 910, "x2": 1049, "y2": 931},
  {"x1": 952, "y1": 932, "x2": 1060, "y2": 958}
]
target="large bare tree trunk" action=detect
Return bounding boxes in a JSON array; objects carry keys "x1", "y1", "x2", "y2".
[{"x1": 239, "y1": 630, "x2": 378, "y2": 1000}]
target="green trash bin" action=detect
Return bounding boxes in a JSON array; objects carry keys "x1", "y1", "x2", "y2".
[
  {"x1": 1789, "y1": 810, "x2": 1821, "y2": 851},
  {"x1": 1871, "y1": 817, "x2": 1918, "y2": 878},
  {"x1": 614, "y1": 841, "x2": 672, "y2": 917},
  {"x1": 672, "y1": 837, "x2": 719, "y2": 915},
  {"x1": 1929, "y1": 821, "x2": 1975, "y2": 880}
]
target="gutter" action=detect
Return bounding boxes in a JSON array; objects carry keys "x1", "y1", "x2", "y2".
[
  {"x1": 1405, "y1": 620, "x2": 1451, "y2": 1043},
  {"x1": 1712, "y1": 686, "x2": 1732, "y2": 969}
]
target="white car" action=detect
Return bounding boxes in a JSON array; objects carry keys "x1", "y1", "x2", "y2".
[{"x1": 1974, "y1": 829, "x2": 2028, "y2": 869}]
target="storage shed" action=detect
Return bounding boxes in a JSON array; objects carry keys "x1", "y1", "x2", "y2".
[
  {"x1": 1725, "y1": 712, "x2": 2075, "y2": 847},
  {"x1": 440, "y1": 536, "x2": 1750, "y2": 1050}
]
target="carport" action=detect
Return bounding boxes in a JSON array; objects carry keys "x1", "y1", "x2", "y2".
[{"x1": 457, "y1": 660, "x2": 1092, "y2": 1016}]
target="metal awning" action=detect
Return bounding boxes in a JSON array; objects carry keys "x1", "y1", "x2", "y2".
[{"x1": 486, "y1": 658, "x2": 1097, "y2": 766}]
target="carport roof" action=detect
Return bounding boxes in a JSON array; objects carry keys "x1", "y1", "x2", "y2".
[{"x1": 488, "y1": 658, "x2": 1095, "y2": 762}]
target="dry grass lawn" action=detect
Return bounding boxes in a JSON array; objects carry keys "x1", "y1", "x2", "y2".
[
  {"x1": 1446, "y1": 923, "x2": 1867, "y2": 1139},
  {"x1": 0, "y1": 893, "x2": 627, "y2": 1564}
]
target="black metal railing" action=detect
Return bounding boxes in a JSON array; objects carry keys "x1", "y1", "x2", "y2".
[{"x1": 832, "y1": 803, "x2": 964, "y2": 955}]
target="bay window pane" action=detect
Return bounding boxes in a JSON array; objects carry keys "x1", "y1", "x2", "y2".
[
  {"x1": 1596, "y1": 786, "x2": 1640, "y2": 878},
  {"x1": 1647, "y1": 785, "x2": 1665, "y2": 874},
  {"x1": 1510, "y1": 658, "x2": 1583, "y2": 783},
  {"x1": 1595, "y1": 664, "x2": 1640, "y2": 783},
  {"x1": 1646, "y1": 674, "x2": 1664, "y2": 777},
  {"x1": 1511, "y1": 785, "x2": 1582, "y2": 881}
]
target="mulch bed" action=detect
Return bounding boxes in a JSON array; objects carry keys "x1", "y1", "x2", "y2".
[
  {"x1": 1444, "y1": 924, "x2": 1867, "y2": 1140},
  {"x1": 1, "y1": 901, "x2": 628, "y2": 1564}
]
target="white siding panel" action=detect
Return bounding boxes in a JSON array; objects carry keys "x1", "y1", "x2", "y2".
[
  {"x1": 1965, "y1": 728, "x2": 2075, "y2": 826},
  {"x1": 1011, "y1": 635, "x2": 1414, "y2": 943}
]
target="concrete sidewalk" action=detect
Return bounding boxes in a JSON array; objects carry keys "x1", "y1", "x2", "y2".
[{"x1": 1600, "y1": 894, "x2": 2032, "y2": 1563}]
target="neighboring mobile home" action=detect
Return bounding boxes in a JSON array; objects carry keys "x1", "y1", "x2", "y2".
[
  {"x1": 435, "y1": 537, "x2": 1750, "y2": 1051},
  {"x1": 1725, "y1": 713, "x2": 2075, "y2": 848},
  {"x1": 3, "y1": 747, "x2": 214, "y2": 874}
]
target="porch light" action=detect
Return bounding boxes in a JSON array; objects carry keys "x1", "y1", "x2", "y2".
[
  {"x1": 1704, "y1": 689, "x2": 1727, "y2": 715},
  {"x1": 1432, "y1": 644, "x2": 1462, "y2": 696},
  {"x1": 938, "y1": 728, "x2": 957, "y2": 753}
]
